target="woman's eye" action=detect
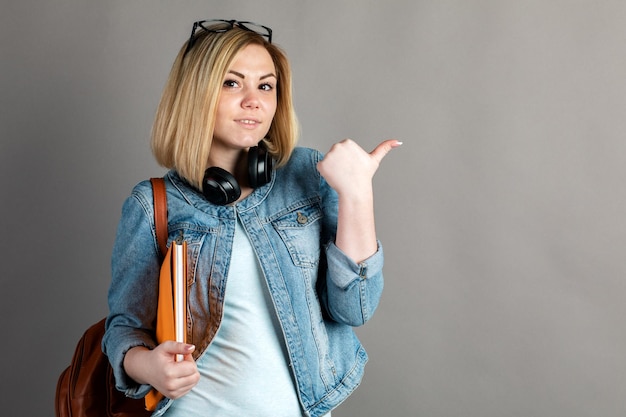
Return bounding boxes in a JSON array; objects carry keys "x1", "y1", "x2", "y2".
[
  {"x1": 260, "y1": 83, "x2": 274, "y2": 92},
  {"x1": 223, "y1": 79, "x2": 239, "y2": 88}
]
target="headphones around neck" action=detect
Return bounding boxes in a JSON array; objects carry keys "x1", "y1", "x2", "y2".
[{"x1": 202, "y1": 144, "x2": 273, "y2": 205}]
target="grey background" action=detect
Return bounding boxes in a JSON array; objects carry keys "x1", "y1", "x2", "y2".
[{"x1": 2, "y1": 1, "x2": 626, "y2": 416}]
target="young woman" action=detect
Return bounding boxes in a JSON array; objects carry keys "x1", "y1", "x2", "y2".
[{"x1": 103, "y1": 19, "x2": 401, "y2": 417}]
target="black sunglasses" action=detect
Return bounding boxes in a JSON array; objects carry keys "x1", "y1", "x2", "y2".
[{"x1": 184, "y1": 19, "x2": 273, "y2": 56}]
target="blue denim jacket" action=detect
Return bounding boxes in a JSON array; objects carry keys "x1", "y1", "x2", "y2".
[{"x1": 103, "y1": 147, "x2": 384, "y2": 417}]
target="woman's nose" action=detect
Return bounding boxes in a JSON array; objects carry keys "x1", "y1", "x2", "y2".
[{"x1": 242, "y1": 90, "x2": 260, "y2": 109}]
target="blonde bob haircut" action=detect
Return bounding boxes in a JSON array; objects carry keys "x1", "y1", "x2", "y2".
[{"x1": 151, "y1": 26, "x2": 299, "y2": 191}]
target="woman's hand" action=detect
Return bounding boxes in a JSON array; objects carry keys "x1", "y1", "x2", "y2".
[
  {"x1": 317, "y1": 139, "x2": 401, "y2": 198},
  {"x1": 123, "y1": 342, "x2": 200, "y2": 399},
  {"x1": 317, "y1": 138, "x2": 401, "y2": 262}
]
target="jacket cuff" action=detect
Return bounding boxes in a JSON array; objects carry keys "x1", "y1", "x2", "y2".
[
  {"x1": 325, "y1": 240, "x2": 384, "y2": 289},
  {"x1": 103, "y1": 328, "x2": 156, "y2": 398}
]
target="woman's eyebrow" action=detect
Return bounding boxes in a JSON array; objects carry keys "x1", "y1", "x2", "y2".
[{"x1": 227, "y1": 70, "x2": 277, "y2": 80}]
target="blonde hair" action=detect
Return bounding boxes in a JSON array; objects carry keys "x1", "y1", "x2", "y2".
[{"x1": 151, "y1": 26, "x2": 299, "y2": 190}]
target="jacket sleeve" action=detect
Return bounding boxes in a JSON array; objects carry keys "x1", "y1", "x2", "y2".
[
  {"x1": 102, "y1": 182, "x2": 161, "y2": 398},
  {"x1": 321, "y1": 240, "x2": 384, "y2": 326}
]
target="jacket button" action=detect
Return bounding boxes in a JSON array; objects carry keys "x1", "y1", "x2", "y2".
[{"x1": 296, "y1": 212, "x2": 308, "y2": 224}]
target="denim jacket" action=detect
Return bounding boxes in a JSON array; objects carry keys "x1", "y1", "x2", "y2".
[{"x1": 103, "y1": 147, "x2": 384, "y2": 417}]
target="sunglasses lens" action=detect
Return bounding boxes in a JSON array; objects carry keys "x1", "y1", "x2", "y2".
[
  {"x1": 237, "y1": 22, "x2": 271, "y2": 40},
  {"x1": 199, "y1": 20, "x2": 232, "y2": 33}
]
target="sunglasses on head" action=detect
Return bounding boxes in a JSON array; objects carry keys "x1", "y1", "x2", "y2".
[{"x1": 184, "y1": 19, "x2": 273, "y2": 56}]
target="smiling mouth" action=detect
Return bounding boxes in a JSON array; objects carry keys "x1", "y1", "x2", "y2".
[{"x1": 237, "y1": 119, "x2": 260, "y2": 125}]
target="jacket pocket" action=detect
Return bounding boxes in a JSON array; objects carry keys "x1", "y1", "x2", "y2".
[
  {"x1": 168, "y1": 223, "x2": 218, "y2": 350},
  {"x1": 271, "y1": 202, "x2": 322, "y2": 268},
  {"x1": 168, "y1": 223, "x2": 216, "y2": 286}
]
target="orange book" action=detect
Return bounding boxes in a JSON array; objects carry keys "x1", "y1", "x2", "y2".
[{"x1": 145, "y1": 240, "x2": 187, "y2": 411}]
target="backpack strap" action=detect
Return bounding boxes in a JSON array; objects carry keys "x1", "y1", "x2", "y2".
[{"x1": 150, "y1": 177, "x2": 168, "y2": 258}]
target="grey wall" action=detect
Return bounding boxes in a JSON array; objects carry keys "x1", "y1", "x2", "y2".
[{"x1": 2, "y1": 1, "x2": 626, "y2": 416}]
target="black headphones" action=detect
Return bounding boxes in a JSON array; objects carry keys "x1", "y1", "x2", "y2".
[{"x1": 202, "y1": 144, "x2": 273, "y2": 205}]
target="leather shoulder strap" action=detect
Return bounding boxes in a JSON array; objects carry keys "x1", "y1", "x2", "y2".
[{"x1": 150, "y1": 178, "x2": 168, "y2": 258}]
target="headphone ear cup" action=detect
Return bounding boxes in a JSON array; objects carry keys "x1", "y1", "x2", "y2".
[
  {"x1": 248, "y1": 145, "x2": 273, "y2": 188},
  {"x1": 202, "y1": 167, "x2": 241, "y2": 205}
]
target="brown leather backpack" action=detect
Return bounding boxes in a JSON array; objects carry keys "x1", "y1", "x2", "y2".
[
  {"x1": 55, "y1": 178, "x2": 167, "y2": 417},
  {"x1": 54, "y1": 319, "x2": 152, "y2": 417}
]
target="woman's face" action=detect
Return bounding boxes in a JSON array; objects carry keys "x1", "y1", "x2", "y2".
[{"x1": 212, "y1": 43, "x2": 278, "y2": 152}]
